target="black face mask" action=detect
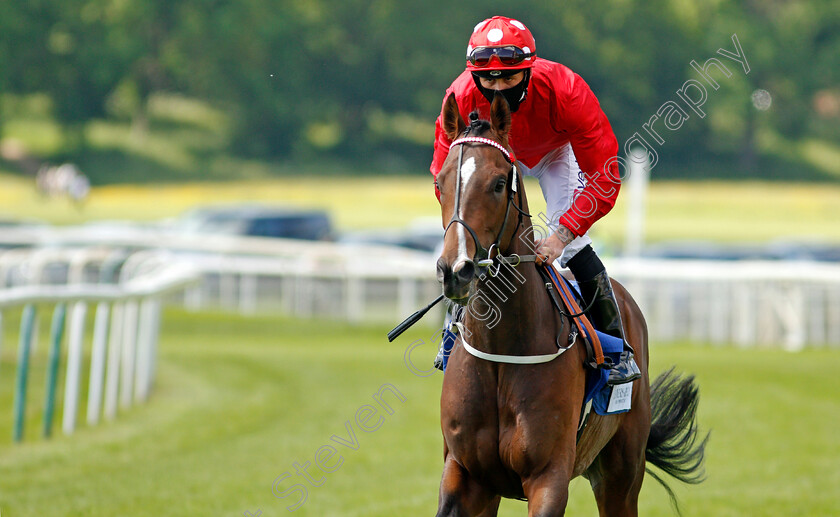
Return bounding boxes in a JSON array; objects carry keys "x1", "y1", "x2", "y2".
[{"x1": 472, "y1": 70, "x2": 530, "y2": 112}]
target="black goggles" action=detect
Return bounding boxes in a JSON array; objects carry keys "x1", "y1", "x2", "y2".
[{"x1": 468, "y1": 46, "x2": 534, "y2": 67}]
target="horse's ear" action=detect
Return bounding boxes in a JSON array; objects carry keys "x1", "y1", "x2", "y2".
[
  {"x1": 442, "y1": 93, "x2": 466, "y2": 141},
  {"x1": 490, "y1": 91, "x2": 511, "y2": 137}
]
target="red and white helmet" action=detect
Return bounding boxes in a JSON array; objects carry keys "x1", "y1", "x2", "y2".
[{"x1": 466, "y1": 16, "x2": 537, "y2": 72}]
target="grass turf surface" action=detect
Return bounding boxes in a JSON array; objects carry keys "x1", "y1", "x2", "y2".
[{"x1": 0, "y1": 309, "x2": 838, "y2": 516}]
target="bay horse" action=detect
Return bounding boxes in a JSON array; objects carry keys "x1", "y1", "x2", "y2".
[{"x1": 433, "y1": 92, "x2": 707, "y2": 516}]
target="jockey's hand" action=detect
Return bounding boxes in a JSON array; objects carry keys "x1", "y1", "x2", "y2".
[{"x1": 535, "y1": 226, "x2": 575, "y2": 265}]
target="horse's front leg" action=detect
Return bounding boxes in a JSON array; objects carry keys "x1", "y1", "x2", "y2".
[
  {"x1": 436, "y1": 456, "x2": 500, "y2": 517},
  {"x1": 523, "y1": 468, "x2": 574, "y2": 517}
]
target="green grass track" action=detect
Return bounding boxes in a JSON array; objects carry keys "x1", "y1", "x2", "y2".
[{"x1": 0, "y1": 309, "x2": 838, "y2": 516}]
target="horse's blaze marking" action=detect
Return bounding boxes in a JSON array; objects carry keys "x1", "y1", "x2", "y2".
[
  {"x1": 459, "y1": 156, "x2": 476, "y2": 207},
  {"x1": 456, "y1": 157, "x2": 476, "y2": 264},
  {"x1": 457, "y1": 225, "x2": 468, "y2": 265}
]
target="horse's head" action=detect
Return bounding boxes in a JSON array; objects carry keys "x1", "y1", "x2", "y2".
[{"x1": 436, "y1": 92, "x2": 526, "y2": 302}]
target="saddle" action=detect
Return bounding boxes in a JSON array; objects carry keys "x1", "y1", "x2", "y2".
[{"x1": 537, "y1": 263, "x2": 631, "y2": 429}]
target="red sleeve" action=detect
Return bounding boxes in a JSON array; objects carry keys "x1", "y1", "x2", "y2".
[
  {"x1": 555, "y1": 73, "x2": 621, "y2": 237},
  {"x1": 430, "y1": 94, "x2": 455, "y2": 202}
]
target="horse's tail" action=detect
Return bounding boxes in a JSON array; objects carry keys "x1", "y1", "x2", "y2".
[{"x1": 645, "y1": 367, "x2": 709, "y2": 514}]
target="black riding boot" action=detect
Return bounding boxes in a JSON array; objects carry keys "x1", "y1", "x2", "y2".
[{"x1": 567, "y1": 246, "x2": 641, "y2": 385}]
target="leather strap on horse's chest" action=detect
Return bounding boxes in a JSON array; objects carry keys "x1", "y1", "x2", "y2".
[
  {"x1": 454, "y1": 322, "x2": 572, "y2": 364},
  {"x1": 537, "y1": 264, "x2": 605, "y2": 367}
]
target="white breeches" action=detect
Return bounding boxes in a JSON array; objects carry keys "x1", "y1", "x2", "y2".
[{"x1": 518, "y1": 143, "x2": 592, "y2": 268}]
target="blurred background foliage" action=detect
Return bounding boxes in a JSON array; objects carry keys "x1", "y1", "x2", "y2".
[{"x1": 0, "y1": 0, "x2": 838, "y2": 184}]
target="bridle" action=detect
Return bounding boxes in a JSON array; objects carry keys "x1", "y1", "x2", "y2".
[
  {"x1": 441, "y1": 124, "x2": 580, "y2": 366},
  {"x1": 443, "y1": 129, "x2": 531, "y2": 272}
]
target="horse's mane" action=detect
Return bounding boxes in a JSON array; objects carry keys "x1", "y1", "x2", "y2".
[{"x1": 466, "y1": 110, "x2": 492, "y2": 136}]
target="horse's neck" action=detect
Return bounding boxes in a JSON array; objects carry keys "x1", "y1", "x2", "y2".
[{"x1": 463, "y1": 224, "x2": 555, "y2": 355}]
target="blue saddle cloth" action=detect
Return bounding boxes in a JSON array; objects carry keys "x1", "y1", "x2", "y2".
[{"x1": 586, "y1": 330, "x2": 625, "y2": 415}]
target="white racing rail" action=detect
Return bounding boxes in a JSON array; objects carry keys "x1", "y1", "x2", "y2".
[
  {"x1": 1, "y1": 226, "x2": 839, "y2": 349},
  {"x1": 609, "y1": 258, "x2": 840, "y2": 351},
  {"x1": 0, "y1": 255, "x2": 199, "y2": 442},
  {"x1": 0, "y1": 226, "x2": 441, "y2": 324}
]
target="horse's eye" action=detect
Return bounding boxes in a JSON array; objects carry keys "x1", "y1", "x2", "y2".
[{"x1": 494, "y1": 177, "x2": 507, "y2": 193}]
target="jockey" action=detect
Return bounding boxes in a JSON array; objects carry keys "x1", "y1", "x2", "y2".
[{"x1": 430, "y1": 16, "x2": 640, "y2": 385}]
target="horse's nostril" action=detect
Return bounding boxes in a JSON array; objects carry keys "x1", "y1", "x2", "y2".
[
  {"x1": 453, "y1": 260, "x2": 476, "y2": 284},
  {"x1": 436, "y1": 257, "x2": 449, "y2": 283}
]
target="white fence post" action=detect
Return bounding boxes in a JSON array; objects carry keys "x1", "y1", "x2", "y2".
[
  {"x1": 104, "y1": 303, "x2": 124, "y2": 420},
  {"x1": 733, "y1": 282, "x2": 755, "y2": 347},
  {"x1": 239, "y1": 274, "x2": 258, "y2": 315},
  {"x1": 346, "y1": 274, "x2": 364, "y2": 322},
  {"x1": 120, "y1": 300, "x2": 139, "y2": 408},
  {"x1": 624, "y1": 148, "x2": 649, "y2": 258},
  {"x1": 398, "y1": 277, "x2": 418, "y2": 322},
  {"x1": 87, "y1": 302, "x2": 110, "y2": 425},
  {"x1": 134, "y1": 298, "x2": 157, "y2": 401},
  {"x1": 62, "y1": 301, "x2": 87, "y2": 435}
]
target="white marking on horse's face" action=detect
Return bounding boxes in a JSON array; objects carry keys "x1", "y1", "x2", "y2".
[
  {"x1": 459, "y1": 157, "x2": 476, "y2": 219},
  {"x1": 456, "y1": 156, "x2": 477, "y2": 263},
  {"x1": 457, "y1": 224, "x2": 468, "y2": 264}
]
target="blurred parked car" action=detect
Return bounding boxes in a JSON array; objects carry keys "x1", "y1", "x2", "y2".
[
  {"x1": 172, "y1": 205, "x2": 334, "y2": 241},
  {"x1": 338, "y1": 218, "x2": 443, "y2": 253}
]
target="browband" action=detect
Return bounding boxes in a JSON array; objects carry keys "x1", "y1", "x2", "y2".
[{"x1": 450, "y1": 136, "x2": 515, "y2": 163}]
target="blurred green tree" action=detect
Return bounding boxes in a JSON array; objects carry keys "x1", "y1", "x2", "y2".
[{"x1": 0, "y1": 0, "x2": 837, "y2": 179}]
